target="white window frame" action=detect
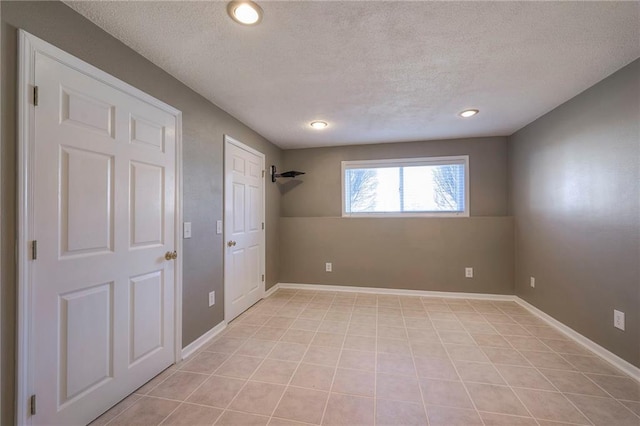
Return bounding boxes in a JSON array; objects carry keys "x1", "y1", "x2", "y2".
[{"x1": 341, "y1": 155, "x2": 470, "y2": 218}]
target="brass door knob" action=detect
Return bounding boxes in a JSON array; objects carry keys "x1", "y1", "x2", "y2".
[
  {"x1": 227, "y1": 241, "x2": 236, "y2": 247},
  {"x1": 165, "y1": 251, "x2": 177, "y2": 261}
]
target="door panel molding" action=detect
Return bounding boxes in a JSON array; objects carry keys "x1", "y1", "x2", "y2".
[{"x1": 17, "y1": 30, "x2": 183, "y2": 425}]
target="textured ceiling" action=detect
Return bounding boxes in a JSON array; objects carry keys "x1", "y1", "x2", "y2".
[{"x1": 65, "y1": 1, "x2": 640, "y2": 149}]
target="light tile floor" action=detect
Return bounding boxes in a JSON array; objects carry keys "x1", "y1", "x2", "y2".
[{"x1": 92, "y1": 289, "x2": 640, "y2": 426}]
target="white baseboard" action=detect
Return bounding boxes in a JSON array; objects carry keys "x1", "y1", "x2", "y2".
[
  {"x1": 269, "y1": 282, "x2": 639, "y2": 382},
  {"x1": 275, "y1": 282, "x2": 516, "y2": 301},
  {"x1": 181, "y1": 321, "x2": 227, "y2": 360},
  {"x1": 264, "y1": 284, "x2": 280, "y2": 298},
  {"x1": 515, "y1": 298, "x2": 640, "y2": 382}
]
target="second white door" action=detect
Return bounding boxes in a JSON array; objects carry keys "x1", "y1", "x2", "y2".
[{"x1": 224, "y1": 137, "x2": 265, "y2": 322}]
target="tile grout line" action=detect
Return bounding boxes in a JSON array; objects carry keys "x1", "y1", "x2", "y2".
[
  {"x1": 407, "y1": 299, "x2": 431, "y2": 426},
  {"x1": 164, "y1": 291, "x2": 301, "y2": 425},
  {"x1": 182, "y1": 307, "x2": 273, "y2": 426},
  {"x1": 102, "y1": 365, "x2": 181, "y2": 426},
  {"x1": 110, "y1": 311, "x2": 256, "y2": 426},
  {"x1": 433, "y1": 299, "x2": 488, "y2": 426},
  {"x1": 495, "y1": 305, "x2": 596, "y2": 426},
  {"x1": 475, "y1": 302, "x2": 543, "y2": 426},
  {"x1": 579, "y1": 374, "x2": 640, "y2": 419},
  {"x1": 318, "y1": 293, "x2": 357, "y2": 425},
  {"x1": 266, "y1": 289, "x2": 337, "y2": 425},
  {"x1": 372, "y1": 297, "x2": 379, "y2": 426},
  {"x1": 102, "y1": 290, "x2": 637, "y2": 426},
  {"x1": 231, "y1": 289, "x2": 317, "y2": 425},
  {"x1": 465, "y1": 301, "x2": 543, "y2": 425}
]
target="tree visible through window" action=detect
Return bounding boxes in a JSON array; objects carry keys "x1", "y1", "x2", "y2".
[
  {"x1": 347, "y1": 169, "x2": 378, "y2": 212},
  {"x1": 433, "y1": 164, "x2": 465, "y2": 211},
  {"x1": 343, "y1": 156, "x2": 468, "y2": 216}
]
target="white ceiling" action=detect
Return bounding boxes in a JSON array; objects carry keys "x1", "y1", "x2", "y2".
[{"x1": 66, "y1": 1, "x2": 639, "y2": 149}]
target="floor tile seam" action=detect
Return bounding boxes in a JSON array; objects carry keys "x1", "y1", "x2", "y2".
[
  {"x1": 434, "y1": 308, "x2": 489, "y2": 426},
  {"x1": 506, "y1": 340, "x2": 597, "y2": 426},
  {"x1": 111, "y1": 393, "x2": 206, "y2": 426},
  {"x1": 269, "y1": 414, "x2": 317, "y2": 425},
  {"x1": 457, "y1": 377, "x2": 618, "y2": 397},
  {"x1": 170, "y1": 367, "x2": 215, "y2": 377},
  {"x1": 318, "y1": 296, "x2": 355, "y2": 426},
  {"x1": 225, "y1": 292, "x2": 311, "y2": 421},
  {"x1": 182, "y1": 293, "x2": 292, "y2": 420},
  {"x1": 164, "y1": 292, "x2": 624, "y2": 422},
  {"x1": 560, "y1": 389, "x2": 640, "y2": 419},
  {"x1": 494, "y1": 328, "x2": 593, "y2": 425},
  {"x1": 403, "y1": 303, "x2": 432, "y2": 426},
  {"x1": 103, "y1": 368, "x2": 179, "y2": 426},
  {"x1": 475, "y1": 409, "x2": 537, "y2": 421},
  {"x1": 156, "y1": 400, "x2": 196, "y2": 426},
  {"x1": 100, "y1": 395, "x2": 144, "y2": 426},
  {"x1": 478, "y1": 339, "x2": 542, "y2": 426},
  {"x1": 266, "y1": 291, "x2": 339, "y2": 423},
  {"x1": 214, "y1": 407, "x2": 270, "y2": 423},
  {"x1": 578, "y1": 370, "x2": 637, "y2": 402},
  {"x1": 134, "y1": 366, "x2": 178, "y2": 396},
  {"x1": 556, "y1": 351, "x2": 628, "y2": 377},
  {"x1": 372, "y1": 300, "x2": 380, "y2": 426}
]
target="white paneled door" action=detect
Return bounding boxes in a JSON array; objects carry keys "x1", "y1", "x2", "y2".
[
  {"x1": 224, "y1": 137, "x2": 265, "y2": 322},
  {"x1": 27, "y1": 42, "x2": 179, "y2": 424}
]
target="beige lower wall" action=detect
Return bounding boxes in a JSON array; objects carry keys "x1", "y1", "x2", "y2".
[{"x1": 280, "y1": 217, "x2": 514, "y2": 294}]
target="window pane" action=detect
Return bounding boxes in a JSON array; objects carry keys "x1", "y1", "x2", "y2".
[{"x1": 344, "y1": 161, "x2": 465, "y2": 214}]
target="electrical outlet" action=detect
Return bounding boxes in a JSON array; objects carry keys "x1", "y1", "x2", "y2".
[
  {"x1": 325, "y1": 262, "x2": 332, "y2": 272},
  {"x1": 216, "y1": 220, "x2": 223, "y2": 235},
  {"x1": 183, "y1": 222, "x2": 192, "y2": 239},
  {"x1": 530, "y1": 277, "x2": 536, "y2": 288},
  {"x1": 465, "y1": 267, "x2": 473, "y2": 278},
  {"x1": 208, "y1": 291, "x2": 215, "y2": 307},
  {"x1": 614, "y1": 310, "x2": 625, "y2": 331}
]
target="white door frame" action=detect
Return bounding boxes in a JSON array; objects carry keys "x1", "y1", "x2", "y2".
[
  {"x1": 223, "y1": 135, "x2": 266, "y2": 323},
  {"x1": 16, "y1": 30, "x2": 184, "y2": 425}
]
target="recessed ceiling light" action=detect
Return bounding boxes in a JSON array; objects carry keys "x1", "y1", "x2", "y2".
[
  {"x1": 459, "y1": 109, "x2": 479, "y2": 118},
  {"x1": 310, "y1": 121, "x2": 328, "y2": 129},
  {"x1": 227, "y1": 1, "x2": 263, "y2": 25}
]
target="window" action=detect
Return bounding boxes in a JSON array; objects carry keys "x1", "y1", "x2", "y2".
[{"x1": 342, "y1": 156, "x2": 469, "y2": 217}]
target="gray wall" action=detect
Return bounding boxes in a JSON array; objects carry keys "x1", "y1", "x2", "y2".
[
  {"x1": 279, "y1": 138, "x2": 514, "y2": 292},
  {"x1": 282, "y1": 137, "x2": 508, "y2": 217},
  {"x1": 0, "y1": 2, "x2": 282, "y2": 423},
  {"x1": 508, "y1": 59, "x2": 640, "y2": 368}
]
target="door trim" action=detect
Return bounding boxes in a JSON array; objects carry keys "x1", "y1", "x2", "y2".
[
  {"x1": 16, "y1": 30, "x2": 183, "y2": 425},
  {"x1": 223, "y1": 135, "x2": 266, "y2": 323}
]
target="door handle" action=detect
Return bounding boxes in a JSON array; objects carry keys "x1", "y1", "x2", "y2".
[
  {"x1": 165, "y1": 251, "x2": 177, "y2": 261},
  {"x1": 227, "y1": 241, "x2": 236, "y2": 247}
]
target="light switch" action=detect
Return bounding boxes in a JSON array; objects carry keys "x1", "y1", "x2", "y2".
[
  {"x1": 216, "y1": 220, "x2": 223, "y2": 235},
  {"x1": 183, "y1": 222, "x2": 192, "y2": 239}
]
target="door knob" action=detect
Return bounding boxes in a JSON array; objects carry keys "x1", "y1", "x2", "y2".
[
  {"x1": 165, "y1": 251, "x2": 177, "y2": 261},
  {"x1": 227, "y1": 240, "x2": 236, "y2": 247}
]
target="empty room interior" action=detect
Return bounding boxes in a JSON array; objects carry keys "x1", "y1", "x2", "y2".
[{"x1": 0, "y1": 1, "x2": 639, "y2": 425}]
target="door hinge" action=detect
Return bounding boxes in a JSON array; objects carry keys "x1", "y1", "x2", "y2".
[
  {"x1": 30, "y1": 394, "x2": 36, "y2": 415},
  {"x1": 262, "y1": 170, "x2": 265, "y2": 178},
  {"x1": 31, "y1": 240, "x2": 38, "y2": 260},
  {"x1": 33, "y1": 86, "x2": 39, "y2": 106},
  {"x1": 261, "y1": 274, "x2": 265, "y2": 282},
  {"x1": 262, "y1": 222, "x2": 264, "y2": 230}
]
